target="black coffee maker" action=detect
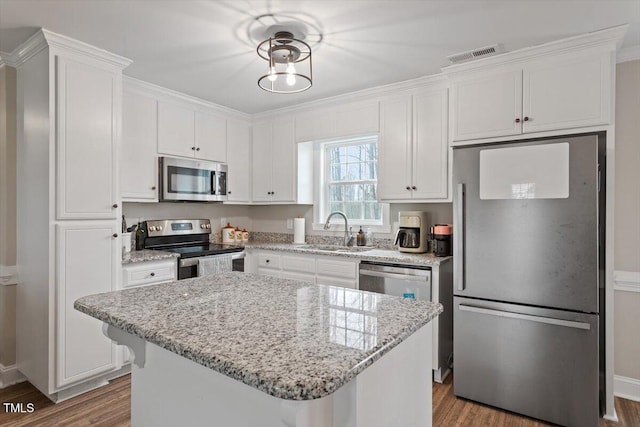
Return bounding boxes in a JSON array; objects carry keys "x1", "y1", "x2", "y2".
[{"x1": 430, "y1": 224, "x2": 452, "y2": 256}]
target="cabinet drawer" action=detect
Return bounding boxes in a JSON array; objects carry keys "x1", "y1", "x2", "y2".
[
  {"x1": 281, "y1": 271, "x2": 316, "y2": 285},
  {"x1": 123, "y1": 260, "x2": 176, "y2": 288},
  {"x1": 317, "y1": 275, "x2": 357, "y2": 289},
  {"x1": 258, "y1": 253, "x2": 281, "y2": 269},
  {"x1": 316, "y1": 258, "x2": 357, "y2": 279},
  {"x1": 282, "y1": 255, "x2": 316, "y2": 274}
]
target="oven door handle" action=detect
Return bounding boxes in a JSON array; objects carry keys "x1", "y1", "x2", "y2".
[{"x1": 179, "y1": 251, "x2": 245, "y2": 268}]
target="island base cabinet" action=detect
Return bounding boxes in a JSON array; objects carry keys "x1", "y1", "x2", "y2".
[{"x1": 116, "y1": 324, "x2": 432, "y2": 427}]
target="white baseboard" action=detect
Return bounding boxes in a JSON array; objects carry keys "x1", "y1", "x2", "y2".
[
  {"x1": 0, "y1": 363, "x2": 26, "y2": 388},
  {"x1": 614, "y1": 270, "x2": 640, "y2": 293},
  {"x1": 614, "y1": 375, "x2": 640, "y2": 402}
]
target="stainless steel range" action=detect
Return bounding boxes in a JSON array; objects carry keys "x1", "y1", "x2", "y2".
[{"x1": 140, "y1": 219, "x2": 245, "y2": 279}]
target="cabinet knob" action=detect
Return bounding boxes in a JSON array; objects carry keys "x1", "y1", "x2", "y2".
[
  {"x1": 150, "y1": 272, "x2": 155, "y2": 277},
  {"x1": 515, "y1": 118, "x2": 521, "y2": 123},
  {"x1": 412, "y1": 186, "x2": 417, "y2": 190},
  {"x1": 406, "y1": 186, "x2": 411, "y2": 190},
  {"x1": 196, "y1": 147, "x2": 201, "y2": 151},
  {"x1": 191, "y1": 147, "x2": 196, "y2": 150},
  {"x1": 112, "y1": 204, "x2": 118, "y2": 209},
  {"x1": 152, "y1": 186, "x2": 156, "y2": 190},
  {"x1": 112, "y1": 233, "x2": 118, "y2": 238},
  {"x1": 524, "y1": 116, "x2": 530, "y2": 122},
  {"x1": 266, "y1": 259, "x2": 270, "y2": 263},
  {"x1": 228, "y1": 191, "x2": 232, "y2": 194}
]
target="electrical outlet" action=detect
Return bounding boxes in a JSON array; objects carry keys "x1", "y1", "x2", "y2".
[
  {"x1": 286, "y1": 219, "x2": 293, "y2": 230},
  {"x1": 220, "y1": 218, "x2": 227, "y2": 227}
]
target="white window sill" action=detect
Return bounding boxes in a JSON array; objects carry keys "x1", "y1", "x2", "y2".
[{"x1": 311, "y1": 223, "x2": 392, "y2": 234}]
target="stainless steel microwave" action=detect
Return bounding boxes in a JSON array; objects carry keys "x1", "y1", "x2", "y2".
[{"x1": 159, "y1": 157, "x2": 227, "y2": 202}]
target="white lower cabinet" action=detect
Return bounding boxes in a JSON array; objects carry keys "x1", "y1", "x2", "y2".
[
  {"x1": 248, "y1": 250, "x2": 358, "y2": 289},
  {"x1": 122, "y1": 259, "x2": 177, "y2": 289},
  {"x1": 120, "y1": 259, "x2": 177, "y2": 363},
  {"x1": 56, "y1": 222, "x2": 120, "y2": 388}
]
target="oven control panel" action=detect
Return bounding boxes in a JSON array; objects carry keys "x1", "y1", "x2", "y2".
[{"x1": 146, "y1": 219, "x2": 211, "y2": 237}]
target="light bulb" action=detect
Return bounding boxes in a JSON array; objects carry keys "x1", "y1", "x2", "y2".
[
  {"x1": 286, "y1": 62, "x2": 296, "y2": 74},
  {"x1": 267, "y1": 66, "x2": 277, "y2": 82},
  {"x1": 286, "y1": 74, "x2": 296, "y2": 86}
]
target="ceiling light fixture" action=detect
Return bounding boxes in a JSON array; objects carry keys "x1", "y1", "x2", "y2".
[{"x1": 257, "y1": 31, "x2": 312, "y2": 94}]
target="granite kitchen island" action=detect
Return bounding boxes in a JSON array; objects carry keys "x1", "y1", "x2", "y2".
[{"x1": 75, "y1": 272, "x2": 442, "y2": 427}]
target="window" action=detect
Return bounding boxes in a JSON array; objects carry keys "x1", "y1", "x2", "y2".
[{"x1": 314, "y1": 135, "x2": 389, "y2": 231}]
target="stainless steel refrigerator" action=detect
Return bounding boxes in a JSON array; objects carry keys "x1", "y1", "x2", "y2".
[{"x1": 452, "y1": 133, "x2": 605, "y2": 427}]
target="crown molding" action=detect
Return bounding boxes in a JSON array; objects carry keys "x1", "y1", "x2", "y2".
[
  {"x1": 10, "y1": 28, "x2": 132, "y2": 69},
  {"x1": 0, "y1": 51, "x2": 19, "y2": 68},
  {"x1": 253, "y1": 73, "x2": 448, "y2": 120},
  {"x1": 123, "y1": 75, "x2": 251, "y2": 121},
  {"x1": 442, "y1": 24, "x2": 628, "y2": 76},
  {"x1": 617, "y1": 45, "x2": 640, "y2": 64}
]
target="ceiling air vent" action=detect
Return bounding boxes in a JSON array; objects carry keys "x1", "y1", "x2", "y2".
[{"x1": 447, "y1": 44, "x2": 504, "y2": 64}]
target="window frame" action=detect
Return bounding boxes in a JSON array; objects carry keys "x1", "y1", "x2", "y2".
[{"x1": 312, "y1": 134, "x2": 390, "y2": 233}]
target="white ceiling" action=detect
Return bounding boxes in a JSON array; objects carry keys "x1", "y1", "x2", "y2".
[{"x1": 1, "y1": 0, "x2": 639, "y2": 114}]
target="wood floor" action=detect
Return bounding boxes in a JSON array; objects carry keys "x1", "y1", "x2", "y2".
[{"x1": 1, "y1": 373, "x2": 639, "y2": 426}]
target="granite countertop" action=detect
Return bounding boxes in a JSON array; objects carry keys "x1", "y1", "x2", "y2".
[
  {"x1": 75, "y1": 272, "x2": 442, "y2": 400},
  {"x1": 122, "y1": 249, "x2": 179, "y2": 265},
  {"x1": 245, "y1": 242, "x2": 452, "y2": 266}
]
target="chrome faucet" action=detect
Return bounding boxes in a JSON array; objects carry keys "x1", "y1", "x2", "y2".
[{"x1": 323, "y1": 211, "x2": 354, "y2": 246}]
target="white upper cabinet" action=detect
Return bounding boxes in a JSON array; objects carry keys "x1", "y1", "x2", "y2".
[
  {"x1": 251, "y1": 117, "x2": 297, "y2": 203},
  {"x1": 378, "y1": 95, "x2": 413, "y2": 201},
  {"x1": 378, "y1": 83, "x2": 449, "y2": 202},
  {"x1": 226, "y1": 120, "x2": 251, "y2": 203},
  {"x1": 294, "y1": 101, "x2": 379, "y2": 142},
  {"x1": 522, "y1": 52, "x2": 610, "y2": 133},
  {"x1": 450, "y1": 70, "x2": 522, "y2": 141},
  {"x1": 271, "y1": 117, "x2": 296, "y2": 202},
  {"x1": 158, "y1": 100, "x2": 228, "y2": 161},
  {"x1": 121, "y1": 90, "x2": 158, "y2": 202},
  {"x1": 448, "y1": 38, "x2": 617, "y2": 144},
  {"x1": 412, "y1": 87, "x2": 448, "y2": 199},
  {"x1": 251, "y1": 122, "x2": 273, "y2": 202},
  {"x1": 56, "y1": 55, "x2": 119, "y2": 220},
  {"x1": 195, "y1": 109, "x2": 227, "y2": 163},
  {"x1": 157, "y1": 100, "x2": 196, "y2": 158}
]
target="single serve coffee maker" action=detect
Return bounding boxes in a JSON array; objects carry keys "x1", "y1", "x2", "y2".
[{"x1": 395, "y1": 211, "x2": 429, "y2": 253}]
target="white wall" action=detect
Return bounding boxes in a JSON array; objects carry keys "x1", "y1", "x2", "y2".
[
  {"x1": 613, "y1": 60, "x2": 640, "y2": 383},
  {"x1": 0, "y1": 65, "x2": 17, "y2": 367}
]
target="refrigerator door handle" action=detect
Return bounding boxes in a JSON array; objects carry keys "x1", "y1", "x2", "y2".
[
  {"x1": 454, "y1": 183, "x2": 465, "y2": 291},
  {"x1": 458, "y1": 304, "x2": 591, "y2": 330}
]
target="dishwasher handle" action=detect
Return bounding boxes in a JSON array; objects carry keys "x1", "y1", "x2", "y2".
[{"x1": 359, "y1": 269, "x2": 430, "y2": 282}]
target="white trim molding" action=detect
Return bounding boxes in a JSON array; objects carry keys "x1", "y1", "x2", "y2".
[
  {"x1": 614, "y1": 270, "x2": 640, "y2": 293},
  {"x1": 0, "y1": 265, "x2": 17, "y2": 286},
  {"x1": 615, "y1": 375, "x2": 640, "y2": 402},
  {"x1": 0, "y1": 363, "x2": 25, "y2": 388},
  {"x1": 442, "y1": 24, "x2": 628, "y2": 76},
  {"x1": 9, "y1": 28, "x2": 132, "y2": 69},
  {"x1": 617, "y1": 45, "x2": 640, "y2": 64}
]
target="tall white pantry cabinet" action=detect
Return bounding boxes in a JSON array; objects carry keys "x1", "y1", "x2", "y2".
[{"x1": 14, "y1": 30, "x2": 131, "y2": 401}]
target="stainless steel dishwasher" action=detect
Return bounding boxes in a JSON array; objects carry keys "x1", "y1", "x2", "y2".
[{"x1": 358, "y1": 261, "x2": 432, "y2": 301}]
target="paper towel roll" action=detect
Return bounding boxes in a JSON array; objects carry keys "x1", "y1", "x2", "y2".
[{"x1": 293, "y1": 218, "x2": 306, "y2": 244}]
